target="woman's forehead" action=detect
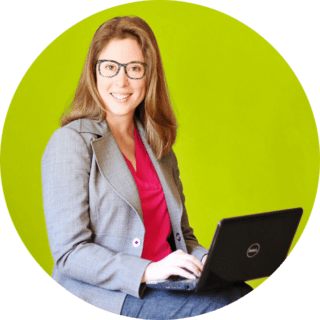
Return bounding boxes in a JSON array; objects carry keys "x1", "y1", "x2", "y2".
[{"x1": 98, "y1": 38, "x2": 145, "y2": 63}]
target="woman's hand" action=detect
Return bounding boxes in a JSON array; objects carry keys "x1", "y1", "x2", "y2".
[
  {"x1": 201, "y1": 254, "x2": 208, "y2": 265},
  {"x1": 141, "y1": 249, "x2": 204, "y2": 283}
]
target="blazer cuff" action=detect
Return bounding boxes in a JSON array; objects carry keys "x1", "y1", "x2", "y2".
[
  {"x1": 190, "y1": 246, "x2": 209, "y2": 262},
  {"x1": 128, "y1": 257, "x2": 152, "y2": 299}
]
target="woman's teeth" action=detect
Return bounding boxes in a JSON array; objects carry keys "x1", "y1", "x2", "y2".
[{"x1": 111, "y1": 93, "x2": 131, "y2": 100}]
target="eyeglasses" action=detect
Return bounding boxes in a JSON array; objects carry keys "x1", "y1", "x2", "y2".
[{"x1": 97, "y1": 60, "x2": 147, "y2": 80}]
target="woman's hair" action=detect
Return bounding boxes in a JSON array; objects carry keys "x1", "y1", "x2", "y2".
[{"x1": 61, "y1": 16, "x2": 177, "y2": 159}]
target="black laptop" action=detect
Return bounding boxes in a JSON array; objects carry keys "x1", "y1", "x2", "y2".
[{"x1": 146, "y1": 207, "x2": 303, "y2": 291}]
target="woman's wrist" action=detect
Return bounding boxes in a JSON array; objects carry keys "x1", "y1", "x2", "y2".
[{"x1": 141, "y1": 262, "x2": 155, "y2": 283}]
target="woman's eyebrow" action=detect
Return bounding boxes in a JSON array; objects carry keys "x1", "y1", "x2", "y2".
[{"x1": 99, "y1": 59, "x2": 146, "y2": 64}]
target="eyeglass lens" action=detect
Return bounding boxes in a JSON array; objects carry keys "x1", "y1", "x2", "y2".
[{"x1": 99, "y1": 61, "x2": 145, "y2": 79}]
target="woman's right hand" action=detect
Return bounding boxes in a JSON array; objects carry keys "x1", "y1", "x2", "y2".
[{"x1": 141, "y1": 249, "x2": 204, "y2": 283}]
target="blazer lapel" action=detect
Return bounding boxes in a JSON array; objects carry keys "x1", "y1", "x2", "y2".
[
  {"x1": 90, "y1": 123, "x2": 143, "y2": 223},
  {"x1": 136, "y1": 121, "x2": 184, "y2": 229}
]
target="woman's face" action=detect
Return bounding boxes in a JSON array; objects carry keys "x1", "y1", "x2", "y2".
[{"x1": 96, "y1": 38, "x2": 146, "y2": 118}]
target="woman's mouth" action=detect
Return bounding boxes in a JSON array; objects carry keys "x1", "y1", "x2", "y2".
[{"x1": 110, "y1": 93, "x2": 132, "y2": 101}]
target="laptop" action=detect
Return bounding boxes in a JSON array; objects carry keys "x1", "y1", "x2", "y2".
[{"x1": 146, "y1": 207, "x2": 303, "y2": 292}]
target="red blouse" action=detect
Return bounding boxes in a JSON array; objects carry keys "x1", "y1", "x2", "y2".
[{"x1": 122, "y1": 127, "x2": 172, "y2": 262}]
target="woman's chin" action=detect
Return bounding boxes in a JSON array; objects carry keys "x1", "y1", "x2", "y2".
[{"x1": 105, "y1": 108, "x2": 136, "y2": 119}]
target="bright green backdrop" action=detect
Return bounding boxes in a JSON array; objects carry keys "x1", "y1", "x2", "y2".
[{"x1": 1, "y1": 0, "x2": 319, "y2": 290}]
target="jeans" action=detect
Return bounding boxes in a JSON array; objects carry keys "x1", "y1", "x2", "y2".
[{"x1": 121, "y1": 282, "x2": 252, "y2": 319}]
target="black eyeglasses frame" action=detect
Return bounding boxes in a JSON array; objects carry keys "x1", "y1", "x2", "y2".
[{"x1": 97, "y1": 59, "x2": 147, "y2": 80}]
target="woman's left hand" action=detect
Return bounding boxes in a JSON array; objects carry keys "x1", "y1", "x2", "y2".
[{"x1": 201, "y1": 255, "x2": 208, "y2": 265}]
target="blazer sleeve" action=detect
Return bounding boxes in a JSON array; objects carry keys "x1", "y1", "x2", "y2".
[
  {"x1": 171, "y1": 150, "x2": 209, "y2": 262},
  {"x1": 41, "y1": 127, "x2": 151, "y2": 298}
]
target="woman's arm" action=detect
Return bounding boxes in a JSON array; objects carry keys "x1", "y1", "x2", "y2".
[
  {"x1": 171, "y1": 150, "x2": 209, "y2": 262},
  {"x1": 41, "y1": 127, "x2": 150, "y2": 298}
]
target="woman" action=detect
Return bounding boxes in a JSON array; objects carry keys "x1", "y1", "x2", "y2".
[{"x1": 42, "y1": 16, "x2": 251, "y2": 319}]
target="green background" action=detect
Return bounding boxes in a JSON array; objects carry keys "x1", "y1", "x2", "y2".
[{"x1": 1, "y1": 1, "x2": 319, "y2": 319}]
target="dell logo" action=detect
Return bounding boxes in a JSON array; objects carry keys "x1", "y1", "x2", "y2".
[{"x1": 247, "y1": 243, "x2": 260, "y2": 258}]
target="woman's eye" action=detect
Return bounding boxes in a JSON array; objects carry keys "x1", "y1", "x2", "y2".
[
  {"x1": 131, "y1": 65, "x2": 141, "y2": 72},
  {"x1": 106, "y1": 64, "x2": 115, "y2": 70}
]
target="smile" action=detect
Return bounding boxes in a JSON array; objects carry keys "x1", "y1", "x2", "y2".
[{"x1": 110, "y1": 93, "x2": 132, "y2": 101}]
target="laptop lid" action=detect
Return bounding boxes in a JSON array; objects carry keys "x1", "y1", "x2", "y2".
[{"x1": 196, "y1": 207, "x2": 303, "y2": 291}]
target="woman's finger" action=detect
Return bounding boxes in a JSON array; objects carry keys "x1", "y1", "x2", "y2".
[
  {"x1": 171, "y1": 250, "x2": 204, "y2": 272},
  {"x1": 180, "y1": 261, "x2": 201, "y2": 278},
  {"x1": 164, "y1": 253, "x2": 203, "y2": 277},
  {"x1": 169, "y1": 266, "x2": 197, "y2": 280},
  {"x1": 168, "y1": 257, "x2": 201, "y2": 277}
]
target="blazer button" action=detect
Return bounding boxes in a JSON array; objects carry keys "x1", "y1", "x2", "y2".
[
  {"x1": 133, "y1": 238, "x2": 140, "y2": 247},
  {"x1": 176, "y1": 233, "x2": 181, "y2": 241}
]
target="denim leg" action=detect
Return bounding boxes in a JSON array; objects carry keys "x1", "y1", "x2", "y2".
[{"x1": 121, "y1": 282, "x2": 252, "y2": 319}]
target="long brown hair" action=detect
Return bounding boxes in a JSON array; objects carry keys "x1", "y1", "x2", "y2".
[{"x1": 61, "y1": 16, "x2": 177, "y2": 159}]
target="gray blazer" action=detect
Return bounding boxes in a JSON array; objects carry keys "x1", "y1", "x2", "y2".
[{"x1": 41, "y1": 118, "x2": 208, "y2": 314}]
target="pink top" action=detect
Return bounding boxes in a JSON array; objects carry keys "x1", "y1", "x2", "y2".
[{"x1": 122, "y1": 127, "x2": 173, "y2": 262}]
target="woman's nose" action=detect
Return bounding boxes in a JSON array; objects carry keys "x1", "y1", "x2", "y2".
[{"x1": 115, "y1": 66, "x2": 129, "y2": 86}]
